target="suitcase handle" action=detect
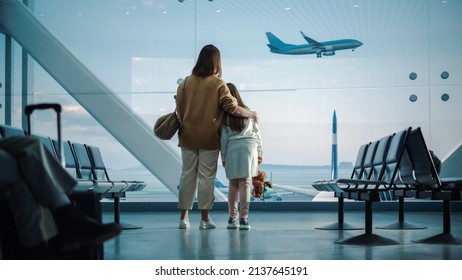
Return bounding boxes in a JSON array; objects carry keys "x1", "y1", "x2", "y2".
[
  {"x1": 25, "y1": 103, "x2": 64, "y2": 167},
  {"x1": 25, "y1": 103, "x2": 62, "y2": 115}
]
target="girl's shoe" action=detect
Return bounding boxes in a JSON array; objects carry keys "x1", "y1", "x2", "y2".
[
  {"x1": 227, "y1": 218, "x2": 239, "y2": 229},
  {"x1": 239, "y1": 218, "x2": 251, "y2": 230}
]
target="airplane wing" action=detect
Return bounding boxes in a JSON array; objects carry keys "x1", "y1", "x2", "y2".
[
  {"x1": 272, "y1": 183, "x2": 319, "y2": 197},
  {"x1": 300, "y1": 31, "x2": 324, "y2": 47}
]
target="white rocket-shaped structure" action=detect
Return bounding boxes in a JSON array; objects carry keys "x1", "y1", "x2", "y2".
[{"x1": 331, "y1": 110, "x2": 338, "y2": 179}]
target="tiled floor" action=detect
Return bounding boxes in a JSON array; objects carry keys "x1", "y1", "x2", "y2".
[{"x1": 102, "y1": 210, "x2": 462, "y2": 260}]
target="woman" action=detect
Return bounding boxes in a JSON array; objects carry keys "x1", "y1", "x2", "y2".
[
  {"x1": 176, "y1": 44, "x2": 258, "y2": 229},
  {"x1": 220, "y1": 83, "x2": 262, "y2": 230}
]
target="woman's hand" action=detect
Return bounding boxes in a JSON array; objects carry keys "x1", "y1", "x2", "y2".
[{"x1": 251, "y1": 111, "x2": 259, "y2": 123}]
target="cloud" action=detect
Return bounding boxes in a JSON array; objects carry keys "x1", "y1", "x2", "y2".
[{"x1": 63, "y1": 105, "x2": 86, "y2": 114}]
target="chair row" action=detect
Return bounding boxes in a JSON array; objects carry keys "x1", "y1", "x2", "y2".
[
  {"x1": 1, "y1": 124, "x2": 146, "y2": 194},
  {"x1": 312, "y1": 128, "x2": 410, "y2": 233},
  {"x1": 390, "y1": 127, "x2": 462, "y2": 244},
  {"x1": 311, "y1": 127, "x2": 462, "y2": 245},
  {"x1": 64, "y1": 140, "x2": 146, "y2": 194},
  {"x1": 1, "y1": 124, "x2": 146, "y2": 229},
  {"x1": 314, "y1": 126, "x2": 462, "y2": 195},
  {"x1": 312, "y1": 127, "x2": 410, "y2": 195}
]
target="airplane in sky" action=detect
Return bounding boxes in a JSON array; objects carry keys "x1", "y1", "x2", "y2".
[{"x1": 266, "y1": 31, "x2": 363, "y2": 58}]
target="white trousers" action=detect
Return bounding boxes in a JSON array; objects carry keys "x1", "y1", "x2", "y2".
[{"x1": 178, "y1": 148, "x2": 219, "y2": 210}]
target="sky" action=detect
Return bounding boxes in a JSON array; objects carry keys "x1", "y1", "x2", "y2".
[{"x1": 1, "y1": 0, "x2": 462, "y2": 169}]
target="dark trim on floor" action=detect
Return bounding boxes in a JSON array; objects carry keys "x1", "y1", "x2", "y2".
[{"x1": 101, "y1": 201, "x2": 462, "y2": 212}]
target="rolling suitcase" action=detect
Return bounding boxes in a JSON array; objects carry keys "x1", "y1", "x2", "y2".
[{"x1": 25, "y1": 103, "x2": 104, "y2": 260}]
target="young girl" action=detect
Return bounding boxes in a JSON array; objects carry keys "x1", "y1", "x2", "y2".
[{"x1": 220, "y1": 83, "x2": 262, "y2": 230}]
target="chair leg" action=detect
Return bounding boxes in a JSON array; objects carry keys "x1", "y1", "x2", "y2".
[
  {"x1": 376, "y1": 196, "x2": 427, "y2": 230},
  {"x1": 113, "y1": 196, "x2": 142, "y2": 230},
  {"x1": 413, "y1": 200, "x2": 462, "y2": 244},
  {"x1": 315, "y1": 197, "x2": 363, "y2": 230},
  {"x1": 336, "y1": 200, "x2": 399, "y2": 245}
]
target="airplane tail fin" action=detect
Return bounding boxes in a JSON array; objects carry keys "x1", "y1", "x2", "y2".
[{"x1": 265, "y1": 32, "x2": 290, "y2": 50}]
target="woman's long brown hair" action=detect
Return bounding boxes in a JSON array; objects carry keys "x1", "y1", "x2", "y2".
[
  {"x1": 192, "y1": 44, "x2": 222, "y2": 77},
  {"x1": 224, "y1": 83, "x2": 247, "y2": 132}
]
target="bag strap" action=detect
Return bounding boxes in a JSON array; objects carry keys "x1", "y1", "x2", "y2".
[{"x1": 175, "y1": 77, "x2": 188, "y2": 121}]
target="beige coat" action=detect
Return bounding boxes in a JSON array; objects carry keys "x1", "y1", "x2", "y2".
[{"x1": 176, "y1": 75, "x2": 238, "y2": 150}]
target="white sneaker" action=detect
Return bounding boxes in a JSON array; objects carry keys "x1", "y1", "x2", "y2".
[
  {"x1": 239, "y1": 219, "x2": 251, "y2": 230},
  {"x1": 179, "y1": 219, "x2": 190, "y2": 229},
  {"x1": 199, "y1": 218, "x2": 216, "y2": 229},
  {"x1": 227, "y1": 218, "x2": 239, "y2": 229}
]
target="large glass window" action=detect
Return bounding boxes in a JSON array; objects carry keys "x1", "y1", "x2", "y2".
[{"x1": 3, "y1": 0, "x2": 462, "y2": 203}]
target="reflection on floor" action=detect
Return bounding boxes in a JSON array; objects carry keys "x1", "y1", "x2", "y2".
[{"x1": 102, "y1": 210, "x2": 462, "y2": 260}]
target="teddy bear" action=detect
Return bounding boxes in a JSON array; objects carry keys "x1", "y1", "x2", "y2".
[{"x1": 251, "y1": 156, "x2": 273, "y2": 199}]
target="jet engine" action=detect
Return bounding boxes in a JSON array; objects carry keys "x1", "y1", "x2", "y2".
[{"x1": 323, "y1": 51, "x2": 335, "y2": 56}]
